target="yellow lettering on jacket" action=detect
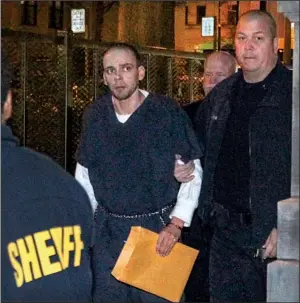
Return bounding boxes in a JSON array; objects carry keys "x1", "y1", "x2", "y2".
[
  {"x1": 73, "y1": 225, "x2": 84, "y2": 267},
  {"x1": 7, "y1": 242, "x2": 24, "y2": 287},
  {"x1": 62, "y1": 226, "x2": 74, "y2": 269},
  {"x1": 17, "y1": 236, "x2": 42, "y2": 283},
  {"x1": 50, "y1": 227, "x2": 65, "y2": 268},
  {"x1": 34, "y1": 230, "x2": 62, "y2": 276},
  {"x1": 7, "y1": 225, "x2": 85, "y2": 288}
]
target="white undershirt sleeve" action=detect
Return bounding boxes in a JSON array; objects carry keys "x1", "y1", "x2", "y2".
[
  {"x1": 75, "y1": 163, "x2": 98, "y2": 213},
  {"x1": 169, "y1": 159, "x2": 203, "y2": 227}
]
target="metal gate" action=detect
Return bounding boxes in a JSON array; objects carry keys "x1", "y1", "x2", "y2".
[{"x1": 2, "y1": 29, "x2": 205, "y2": 173}]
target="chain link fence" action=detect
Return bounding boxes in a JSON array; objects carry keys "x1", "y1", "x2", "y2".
[{"x1": 2, "y1": 30, "x2": 205, "y2": 173}]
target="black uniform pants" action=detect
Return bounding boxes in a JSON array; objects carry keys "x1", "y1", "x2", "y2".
[
  {"x1": 209, "y1": 224, "x2": 268, "y2": 302},
  {"x1": 182, "y1": 214, "x2": 212, "y2": 302}
]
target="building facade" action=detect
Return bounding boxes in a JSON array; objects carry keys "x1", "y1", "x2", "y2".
[
  {"x1": 175, "y1": 1, "x2": 294, "y2": 63},
  {"x1": 1, "y1": 1, "x2": 294, "y2": 62},
  {"x1": 1, "y1": 1, "x2": 174, "y2": 49}
]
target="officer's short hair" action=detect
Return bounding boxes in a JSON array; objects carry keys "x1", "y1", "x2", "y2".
[{"x1": 239, "y1": 10, "x2": 277, "y2": 40}]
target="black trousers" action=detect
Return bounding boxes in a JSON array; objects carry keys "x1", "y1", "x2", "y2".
[
  {"x1": 182, "y1": 214, "x2": 212, "y2": 302},
  {"x1": 209, "y1": 223, "x2": 268, "y2": 302}
]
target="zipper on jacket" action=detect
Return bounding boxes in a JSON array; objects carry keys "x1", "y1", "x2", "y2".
[{"x1": 249, "y1": 126, "x2": 252, "y2": 212}]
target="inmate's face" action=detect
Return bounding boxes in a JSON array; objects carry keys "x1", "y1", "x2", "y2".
[
  {"x1": 203, "y1": 57, "x2": 234, "y2": 95},
  {"x1": 235, "y1": 16, "x2": 278, "y2": 75},
  {"x1": 102, "y1": 48, "x2": 145, "y2": 101}
]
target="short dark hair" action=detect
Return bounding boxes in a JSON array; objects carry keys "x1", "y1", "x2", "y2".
[
  {"x1": 239, "y1": 10, "x2": 277, "y2": 40},
  {"x1": 102, "y1": 42, "x2": 142, "y2": 66},
  {"x1": 1, "y1": 49, "x2": 12, "y2": 106}
]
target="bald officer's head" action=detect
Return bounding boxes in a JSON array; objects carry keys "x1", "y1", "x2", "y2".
[{"x1": 203, "y1": 51, "x2": 237, "y2": 95}]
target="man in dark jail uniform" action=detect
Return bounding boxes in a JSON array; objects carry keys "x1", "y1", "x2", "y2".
[
  {"x1": 1, "y1": 51, "x2": 93, "y2": 302},
  {"x1": 175, "y1": 10, "x2": 292, "y2": 302},
  {"x1": 75, "y1": 42, "x2": 203, "y2": 302}
]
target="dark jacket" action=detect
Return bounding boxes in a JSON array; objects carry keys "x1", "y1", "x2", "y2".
[
  {"x1": 183, "y1": 101, "x2": 203, "y2": 122},
  {"x1": 1, "y1": 124, "x2": 93, "y2": 302},
  {"x1": 195, "y1": 62, "x2": 292, "y2": 247}
]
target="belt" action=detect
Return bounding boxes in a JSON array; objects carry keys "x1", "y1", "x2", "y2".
[
  {"x1": 94, "y1": 203, "x2": 174, "y2": 225},
  {"x1": 211, "y1": 203, "x2": 252, "y2": 227}
]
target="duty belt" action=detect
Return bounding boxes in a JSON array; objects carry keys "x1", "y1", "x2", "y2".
[
  {"x1": 211, "y1": 203, "x2": 253, "y2": 228},
  {"x1": 94, "y1": 203, "x2": 175, "y2": 226}
]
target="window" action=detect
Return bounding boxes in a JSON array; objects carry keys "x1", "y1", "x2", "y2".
[
  {"x1": 185, "y1": 6, "x2": 189, "y2": 25},
  {"x1": 260, "y1": 1, "x2": 267, "y2": 11},
  {"x1": 196, "y1": 6, "x2": 206, "y2": 25},
  {"x1": 228, "y1": 4, "x2": 238, "y2": 25},
  {"x1": 49, "y1": 1, "x2": 64, "y2": 29},
  {"x1": 22, "y1": 1, "x2": 38, "y2": 26}
]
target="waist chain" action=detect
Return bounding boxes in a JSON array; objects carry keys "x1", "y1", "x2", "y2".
[{"x1": 94, "y1": 203, "x2": 174, "y2": 226}]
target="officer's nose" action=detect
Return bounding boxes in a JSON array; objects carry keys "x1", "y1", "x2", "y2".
[
  {"x1": 209, "y1": 75, "x2": 217, "y2": 85},
  {"x1": 245, "y1": 39, "x2": 254, "y2": 50}
]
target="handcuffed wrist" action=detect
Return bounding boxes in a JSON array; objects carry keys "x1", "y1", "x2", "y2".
[{"x1": 167, "y1": 222, "x2": 183, "y2": 231}]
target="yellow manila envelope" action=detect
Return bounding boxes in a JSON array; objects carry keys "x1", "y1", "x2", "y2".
[{"x1": 111, "y1": 226, "x2": 199, "y2": 302}]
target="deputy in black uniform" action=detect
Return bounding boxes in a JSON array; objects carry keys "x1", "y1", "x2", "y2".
[
  {"x1": 1, "y1": 51, "x2": 94, "y2": 302},
  {"x1": 176, "y1": 10, "x2": 292, "y2": 302},
  {"x1": 178, "y1": 51, "x2": 237, "y2": 303}
]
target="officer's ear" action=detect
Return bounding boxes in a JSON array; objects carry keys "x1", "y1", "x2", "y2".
[
  {"x1": 2, "y1": 90, "x2": 12, "y2": 123},
  {"x1": 273, "y1": 37, "x2": 279, "y2": 55}
]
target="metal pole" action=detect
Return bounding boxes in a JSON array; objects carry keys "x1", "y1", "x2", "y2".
[
  {"x1": 146, "y1": 54, "x2": 150, "y2": 91},
  {"x1": 64, "y1": 31, "x2": 69, "y2": 171},
  {"x1": 21, "y1": 41, "x2": 27, "y2": 146},
  {"x1": 188, "y1": 59, "x2": 193, "y2": 101},
  {"x1": 218, "y1": 1, "x2": 221, "y2": 51},
  {"x1": 94, "y1": 48, "x2": 99, "y2": 100},
  {"x1": 167, "y1": 57, "x2": 173, "y2": 98},
  {"x1": 291, "y1": 21, "x2": 299, "y2": 197}
]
